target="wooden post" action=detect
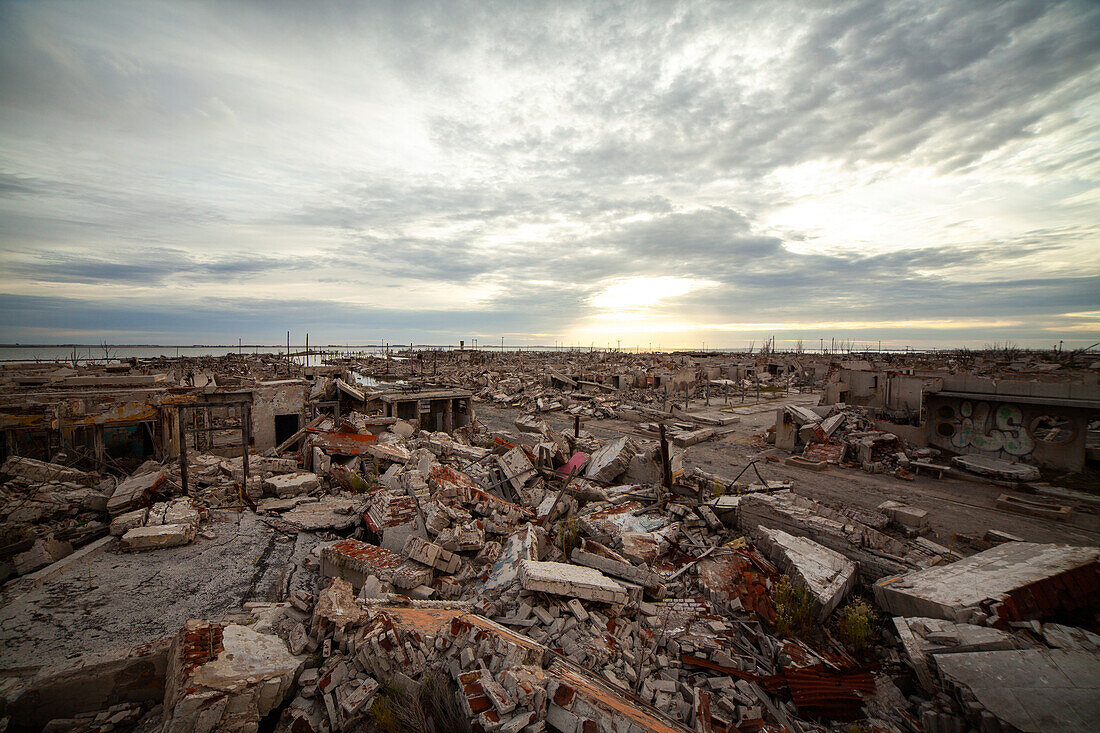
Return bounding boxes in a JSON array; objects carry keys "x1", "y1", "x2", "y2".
[
  {"x1": 574, "y1": 415, "x2": 581, "y2": 439},
  {"x1": 659, "y1": 423, "x2": 672, "y2": 494},
  {"x1": 177, "y1": 406, "x2": 188, "y2": 494},
  {"x1": 241, "y1": 403, "x2": 250, "y2": 493}
]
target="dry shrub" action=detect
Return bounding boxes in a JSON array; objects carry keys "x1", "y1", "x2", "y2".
[{"x1": 555, "y1": 517, "x2": 580, "y2": 559}]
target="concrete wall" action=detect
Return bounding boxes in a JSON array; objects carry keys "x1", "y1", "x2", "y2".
[
  {"x1": 872, "y1": 418, "x2": 926, "y2": 446},
  {"x1": 667, "y1": 367, "x2": 696, "y2": 395},
  {"x1": 823, "y1": 370, "x2": 941, "y2": 415},
  {"x1": 250, "y1": 380, "x2": 309, "y2": 451},
  {"x1": 925, "y1": 394, "x2": 1090, "y2": 472}
]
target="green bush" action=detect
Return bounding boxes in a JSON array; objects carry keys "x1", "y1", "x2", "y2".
[
  {"x1": 838, "y1": 597, "x2": 877, "y2": 653},
  {"x1": 774, "y1": 575, "x2": 815, "y2": 637}
]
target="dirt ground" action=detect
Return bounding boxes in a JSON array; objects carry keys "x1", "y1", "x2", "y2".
[{"x1": 474, "y1": 395, "x2": 1100, "y2": 550}]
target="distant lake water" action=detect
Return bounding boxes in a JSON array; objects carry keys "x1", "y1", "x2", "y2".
[{"x1": 0, "y1": 345, "x2": 385, "y2": 366}]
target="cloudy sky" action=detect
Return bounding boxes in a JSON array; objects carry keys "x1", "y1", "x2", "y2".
[{"x1": 1, "y1": 0, "x2": 1098, "y2": 349}]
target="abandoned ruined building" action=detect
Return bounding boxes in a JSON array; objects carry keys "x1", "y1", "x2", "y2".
[{"x1": 0, "y1": 346, "x2": 1097, "y2": 733}]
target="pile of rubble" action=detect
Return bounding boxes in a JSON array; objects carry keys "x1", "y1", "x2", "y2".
[
  {"x1": 2, "y1": 395, "x2": 1097, "y2": 733},
  {"x1": 776, "y1": 403, "x2": 949, "y2": 479}
]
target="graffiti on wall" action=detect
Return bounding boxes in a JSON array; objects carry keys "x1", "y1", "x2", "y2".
[{"x1": 935, "y1": 401, "x2": 1035, "y2": 456}]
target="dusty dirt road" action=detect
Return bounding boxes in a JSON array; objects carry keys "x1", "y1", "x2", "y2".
[{"x1": 474, "y1": 396, "x2": 1100, "y2": 550}]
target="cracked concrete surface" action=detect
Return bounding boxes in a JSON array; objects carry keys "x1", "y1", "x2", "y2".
[{"x1": 0, "y1": 512, "x2": 319, "y2": 675}]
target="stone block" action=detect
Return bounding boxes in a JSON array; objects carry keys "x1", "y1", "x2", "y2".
[
  {"x1": 877, "y1": 500, "x2": 929, "y2": 530},
  {"x1": 263, "y1": 472, "x2": 322, "y2": 498},
  {"x1": 403, "y1": 535, "x2": 461, "y2": 574},
  {"x1": 110, "y1": 507, "x2": 148, "y2": 536},
  {"x1": 120, "y1": 523, "x2": 196, "y2": 551},
  {"x1": 518, "y1": 560, "x2": 630, "y2": 605}
]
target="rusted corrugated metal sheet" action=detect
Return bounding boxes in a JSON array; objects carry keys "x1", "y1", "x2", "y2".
[
  {"x1": 782, "y1": 664, "x2": 874, "y2": 720},
  {"x1": 307, "y1": 429, "x2": 378, "y2": 455}
]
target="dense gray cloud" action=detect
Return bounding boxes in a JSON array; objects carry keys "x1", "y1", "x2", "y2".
[{"x1": 0, "y1": 0, "x2": 1097, "y2": 348}]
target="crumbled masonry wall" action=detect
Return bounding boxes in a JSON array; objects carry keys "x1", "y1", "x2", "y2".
[{"x1": 250, "y1": 381, "x2": 309, "y2": 451}]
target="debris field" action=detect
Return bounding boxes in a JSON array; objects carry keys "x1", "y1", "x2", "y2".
[{"x1": 0, "y1": 346, "x2": 1097, "y2": 733}]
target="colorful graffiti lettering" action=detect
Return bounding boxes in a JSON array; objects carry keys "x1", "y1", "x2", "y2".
[{"x1": 947, "y1": 401, "x2": 1033, "y2": 456}]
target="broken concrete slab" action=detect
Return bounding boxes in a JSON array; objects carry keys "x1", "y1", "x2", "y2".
[
  {"x1": 584, "y1": 436, "x2": 637, "y2": 483},
  {"x1": 120, "y1": 523, "x2": 196, "y2": 551},
  {"x1": 671, "y1": 426, "x2": 717, "y2": 447},
  {"x1": 892, "y1": 616, "x2": 1022, "y2": 691},
  {"x1": 738, "y1": 491, "x2": 916, "y2": 581},
  {"x1": 1, "y1": 456, "x2": 93, "y2": 484},
  {"x1": 496, "y1": 445, "x2": 536, "y2": 495},
  {"x1": 160, "y1": 498, "x2": 200, "y2": 528},
  {"x1": 624, "y1": 442, "x2": 684, "y2": 485},
  {"x1": 481, "y1": 524, "x2": 543, "y2": 592},
  {"x1": 756, "y1": 526, "x2": 856, "y2": 619},
  {"x1": 877, "y1": 500, "x2": 929, "y2": 531},
  {"x1": 12, "y1": 538, "x2": 72, "y2": 575},
  {"x1": 162, "y1": 620, "x2": 303, "y2": 733},
  {"x1": 262, "y1": 471, "x2": 322, "y2": 498},
  {"x1": 874, "y1": 542, "x2": 1100, "y2": 623},
  {"x1": 106, "y1": 468, "x2": 166, "y2": 515},
  {"x1": 320, "y1": 538, "x2": 432, "y2": 591},
  {"x1": 518, "y1": 560, "x2": 630, "y2": 605},
  {"x1": 279, "y1": 495, "x2": 361, "y2": 531},
  {"x1": 313, "y1": 576, "x2": 367, "y2": 629},
  {"x1": 109, "y1": 508, "x2": 148, "y2": 536},
  {"x1": 570, "y1": 546, "x2": 665, "y2": 597},
  {"x1": 996, "y1": 493, "x2": 1073, "y2": 521},
  {"x1": 951, "y1": 454, "x2": 1041, "y2": 482},
  {"x1": 1040, "y1": 623, "x2": 1100, "y2": 651},
  {"x1": 935, "y1": 648, "x2": 1099, "y2": 733}
]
